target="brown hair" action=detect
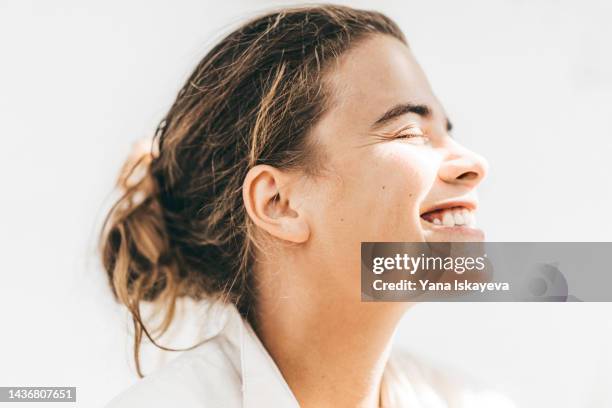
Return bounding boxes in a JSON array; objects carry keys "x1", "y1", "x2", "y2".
[{"x1": 99, "y1": 4, "x2": 406, "y2": 376}]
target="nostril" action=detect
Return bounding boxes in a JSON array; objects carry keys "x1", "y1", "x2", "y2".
[{"x1": 457, "y1": 171, "x2": 478, "y2": 181}]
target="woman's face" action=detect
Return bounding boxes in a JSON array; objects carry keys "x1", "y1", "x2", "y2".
[{"x1": 297, "y1": 34, "x2": 488, "y2": 283}]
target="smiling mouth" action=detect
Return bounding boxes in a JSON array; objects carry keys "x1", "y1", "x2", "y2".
[{"x1": 420, "y1": 206, "x2": 476, "y2": 228}]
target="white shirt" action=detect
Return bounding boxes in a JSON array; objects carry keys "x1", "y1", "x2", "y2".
[{"x1": 106, "y1": 301, "x2": 516, "y2": 407}]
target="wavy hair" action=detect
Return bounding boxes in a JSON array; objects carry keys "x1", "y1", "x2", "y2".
[{"x1": 99, "y1": 4, "x2": 406, "y2": 377}]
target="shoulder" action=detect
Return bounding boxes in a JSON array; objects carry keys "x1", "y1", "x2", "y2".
[
  {"x1": 385, "y1": 348, "x2": 517, "y2": 408},
  {"x1": 105, "y1": 339, "x2": 242, "y2": 408}
]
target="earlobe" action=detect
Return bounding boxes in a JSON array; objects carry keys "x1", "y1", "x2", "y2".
[
  {"x1": 279, "y1": 212, "x2": 310, "y2": 243},
  {"x1": 242, "y1": 165, "x2": 310, "y2": 244}
]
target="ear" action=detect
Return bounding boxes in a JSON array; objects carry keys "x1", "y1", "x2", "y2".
[{"x1": 242, "y1": 165, "x2": 310, "y2": 243}]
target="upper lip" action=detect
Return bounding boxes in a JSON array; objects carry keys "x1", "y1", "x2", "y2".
[{"x1": 420, "y1": 199, "x2": 478, "y2": 216}]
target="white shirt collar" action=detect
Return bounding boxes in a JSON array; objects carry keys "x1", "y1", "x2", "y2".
[
  {"x1": 106, "y1": 300, "x2": 515, "y2": 408},
  {"x1": 217, "y1": 301, "x2": 300, "y2": 407},
  {"x1": 205, "y1": 301, "x2": 515, "y2": 408}
]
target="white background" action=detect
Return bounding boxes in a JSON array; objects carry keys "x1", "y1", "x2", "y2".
[{"x1": 1, "y1": 0, "x2": 611, "y2": 407}]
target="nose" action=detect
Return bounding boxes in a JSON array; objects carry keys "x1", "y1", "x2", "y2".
[{"x1": 438, "y1": 141, "x2": 488, "y2": 188}]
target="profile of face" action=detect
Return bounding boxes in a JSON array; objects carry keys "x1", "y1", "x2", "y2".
[
  {"x1": 244, "y1": 34, "x2": 488, "y2": 302},
  {"x1": 101, "y1": 10, "x2": 490, "y2": 379}
]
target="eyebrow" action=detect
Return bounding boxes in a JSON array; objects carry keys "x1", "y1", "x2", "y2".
[{"x1": 371, "y1": 102, "x2": 453, "y2": 133}]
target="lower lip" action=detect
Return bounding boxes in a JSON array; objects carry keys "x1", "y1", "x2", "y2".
[{"x1": 421, "y1": 220, "x2": 485, "y2": 240}]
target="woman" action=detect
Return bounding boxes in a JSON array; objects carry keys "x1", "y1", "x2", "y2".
[{"x1": 101, "y1": 4, "x2": 514, "y2": 407}]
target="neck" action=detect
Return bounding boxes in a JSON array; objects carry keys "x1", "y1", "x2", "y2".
[{"x1": 252, "y1": 264, "x2": 410, "y2": 408}]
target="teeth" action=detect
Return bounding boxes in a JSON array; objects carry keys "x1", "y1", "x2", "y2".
[
  {"x1": 423, "y1": 207, "x2": 476, "y2": 228},
  {"x1": 442, "y1": 211, "x2": 455, "y2": 227},
  {"x1": 462, "y1": 209, "x2": 474, "y2": 227},
  {"x1": 453, "y1": 210, "x2": 465, "y2": 226}
]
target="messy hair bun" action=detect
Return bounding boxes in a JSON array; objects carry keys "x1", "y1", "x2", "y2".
[
  {"x1": 99, "y1": 4, "x2": 406, "y2": 377},
  {"x1": 100, "y1": 139, "x2": 184, "y2": 375}
]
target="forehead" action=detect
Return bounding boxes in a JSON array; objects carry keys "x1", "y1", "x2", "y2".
[{"x1": 316, "y1": 34, "x2": 445, "y2": 135}]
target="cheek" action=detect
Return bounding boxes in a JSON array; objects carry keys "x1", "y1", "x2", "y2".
[
  {"x1": 314, "y1": 144, "x2": 440, "y2": 241},
  {"x1": 303, "y1": 145, "x2": 440, "y2": 301},
  {"x1": 377, "y1": 146, "x2": 439, "y2": 204},
  {"x1": 367, "y1": 146, "x2": 439, "y2": 236}
]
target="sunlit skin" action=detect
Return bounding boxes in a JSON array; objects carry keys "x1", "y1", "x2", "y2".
[{"x1": 242, "y1": 34, "x2": 488, "y2": 408}]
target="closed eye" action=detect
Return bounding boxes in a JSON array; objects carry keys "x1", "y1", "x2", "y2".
[
  {"x1": 396, "y1": 132, "x2": 425, "y2": 139},
  {"x1": 394, "y1": 126, "x2": 429, "y2": 144}
]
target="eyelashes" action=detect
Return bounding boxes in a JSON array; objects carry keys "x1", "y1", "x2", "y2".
[
  {"x1": 395, "y1": 132, "x2": 426, "y2": 139},
  {"x1": 366, "y1": 124, "x2": 432, "y2": 147},
  {"x1": 391, "y1": 125, "x2": 430, "y2": 144}
]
